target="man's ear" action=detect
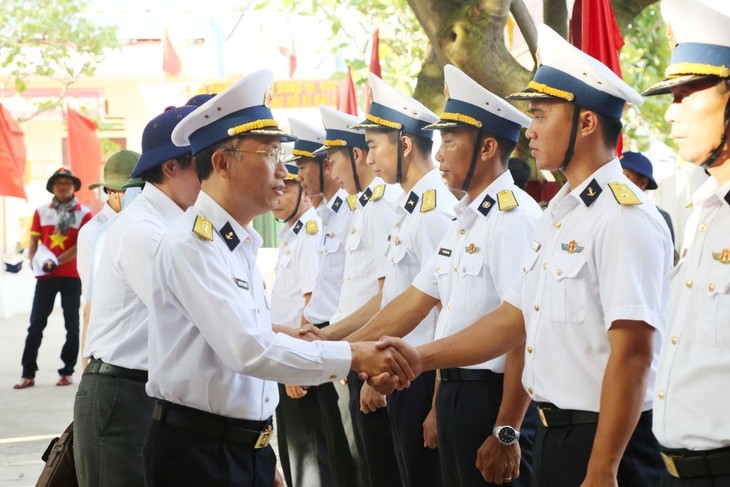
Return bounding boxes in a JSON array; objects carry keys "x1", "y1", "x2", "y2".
[
  {"x1": 211, "y1": 148, "x2": 231, "y2": 179},
  {"x1": 401, "y1": 134, "x2": 413, "y2": 158},
  {"x1": 579, "y1": 109, "x2": 600, "y2": 137},
  {"x1": 160, "y1": 160, "x2": 176, "y2": 177},
  {"x1": 353, "y1": 147, "x2": 367, "y2": 165},
  {"x1": 479, "y1": 136, "x2": 498, "y2": 161}
]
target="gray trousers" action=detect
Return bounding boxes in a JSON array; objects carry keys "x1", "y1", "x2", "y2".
[{"x1": 73, "y1": 372, "x2": 154, "y2": 487}]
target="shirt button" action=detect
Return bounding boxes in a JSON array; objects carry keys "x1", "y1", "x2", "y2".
[
  {"x1": 542, "y1": 263, "x2": 548, "y2": 270},
  {"x1": 453, "y1": 266, "x2": 458, "y2": 272},
  {"x1": 265, "y1": 397, "x2": 270, "y2": 403},
  {"x1": 446, "y1": 305, "x2": 452, "y2": 311},
  {"x1": 527, "y1": 387, "x2": 533, "y2": 394},
  {"x1": 699, "y1": 224, "x2": 707, "y2": 232},
  {"x1": 351, "y1": 228, "x2": 357, "y2": 234},
  {"x1": 462, "y1": 267, "x2": 466, "y2": 273},
  {"x1": 556, "y1": 269, "x2": 563, "y2": 276},
  {"x1": 459, "y1": 228, "x2": 466, "y2": 235},
  {"x1": 671, "y1": 336, "x2": 679, "y2": 345},
  {"x1": 533, "y1": 305, "x2": 540, "y2": 312},
  {"x1": 435, "y1": 266, "x2": 441, "y2": 273},
  {"x1": 554, "y1": 222, "x2": 562, "y2": 229},
  {"x1": 657, "y1": 391, "x2": 665, "y2": 400},
  {"x1": 396, "y1": 223, "x2": 402, "y2": 228},
  {"x1": 685, "y1": 280, "x2": 693, "y2": 288},
  {"x1": 708, "y1": 283, "x2": 716, "y2": 292},
  {"x1": 329, "y1": 375, "x2": 337, "y2": 380},
  {"x1": 527, "y1": 346, "x2": 533, "y2": 354}
]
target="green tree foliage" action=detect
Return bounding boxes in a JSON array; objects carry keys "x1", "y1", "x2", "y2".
[{"x1": 0, "y1": 0, "x2": 119, "y2": 120}]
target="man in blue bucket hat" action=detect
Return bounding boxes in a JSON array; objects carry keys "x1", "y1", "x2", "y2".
[{"x1": 74, "y1": 104, "x2": 200, "y2": 487}]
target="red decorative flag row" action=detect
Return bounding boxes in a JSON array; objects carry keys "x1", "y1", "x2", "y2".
[
  {"x1": 66, "y1": 109, "x2": 101, "y2": 207},
  {"x1": 0, "y1": 103, "x2": 27, "y2": 199}
]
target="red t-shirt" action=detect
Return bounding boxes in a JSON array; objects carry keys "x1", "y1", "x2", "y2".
[{"x1": 30, "y1": 201, "x2": 92, "y2": 279}]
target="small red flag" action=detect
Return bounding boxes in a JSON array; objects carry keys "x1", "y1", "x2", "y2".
[
  {"x1": 278, "y1": 34, "x2": 297, "y2": 79},
  {"x1": 571, "y1": 0, "x2": 624, "y2": 154},
  {"x1": 369, "y1": 29, "x2": 381, "y2": 78},
  {"x1": 0, "y1": 103, "x2": 27, "y2": 199},
  {"x1": 66, "y1": 109, "x2": 101, "y2": 206},
  {"x1": 162, "y1": 28, "x2": 182, "y2": 77},
  {"x1": 337, "y1": 66, "x2": 359, "y2": 116}
]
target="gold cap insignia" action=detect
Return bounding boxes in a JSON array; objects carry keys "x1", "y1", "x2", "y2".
[
  {"x1": 444, "y1": 82, "x2": 450, "y2": 100},
  {"x1": 666, "y1": 24, "x2": 677, "y2": 49},
  {"x1": 264, "y1": 85, "x2": 273, "y2": 108},
  {"x1": 535, "y1": 48, "x2": 542, "y2": 66}
]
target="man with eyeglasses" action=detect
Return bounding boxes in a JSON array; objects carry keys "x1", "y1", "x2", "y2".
[
  {"x1": 143, "y1": 70, "x2": 415, "y2": 486},
  {"x1": 74, "y1": 105, "x2": 201, "y2": 487}
]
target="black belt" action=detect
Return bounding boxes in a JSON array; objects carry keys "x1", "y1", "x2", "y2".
[
  {"x1": 83, "y1": 358, "x2": 147, "y2": 382},
  {"x1": 436, "y1": 368, "x2": 502, "y2": 382},
  {"x1": 661, "y1": 447, "x2": 730, "y2": 479},
  {"x1": 152, "y1": 400, "x2": 273, "y2": 448},
  {"x1": 537, "y1": 403, "x2": 599, "y2": 428},
  {"x1": 314, "y1": 322, "x2": 329, "y2": 329}
]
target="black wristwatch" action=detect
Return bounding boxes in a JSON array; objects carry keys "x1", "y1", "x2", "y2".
[{"x1": 493, "y1": 425, "x2": 520, "y2": 446}]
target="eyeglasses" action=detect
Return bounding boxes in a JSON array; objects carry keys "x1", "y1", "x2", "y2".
[{"x1": 223, "y1": 147, "x2": 286, "y2": 164}]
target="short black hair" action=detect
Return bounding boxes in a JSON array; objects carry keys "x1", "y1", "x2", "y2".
[
  {"x1": 596, "y1": 113, "x2": 623, "y2": 149},
  {"x1": 508, "y1": 157, "x2": 531, "y2": 189},
  {"x1": 139, "y1": 155, "x2": 193, "y2": 184},
  {"x1": 194, "y1": 138, "x2": 242, "y2": 181}
]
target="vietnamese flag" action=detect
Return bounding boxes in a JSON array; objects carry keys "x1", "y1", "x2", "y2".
[
  {"x1": 337, "y1": 66, "x2": 359, "y2": 116},
  {"x1": 66, "y1": 109, "x2": 101, "y2": 206},
  {"x1": 278, "y1": 34, "x2": 297, "y2": 79},
  {"x1": 162, "y1": 28, "x2": 183, "y2": 77},
  {"x1": 571, "y1": 0, "x2": 625, "y2": 154},
  {"x1": 0, "y1": 103, "x2": 27, "y2": 199},
  {"x1": 364, "y1": 29, "x2": 382, "y2": 112}
]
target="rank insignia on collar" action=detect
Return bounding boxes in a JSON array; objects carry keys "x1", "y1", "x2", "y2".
[
  {"x1": 478, "y1": 194, "x2": 496, "y2": 217},
  {"x1": 306, "y1": 220, "x2": 319, "y2": 235},
  {"x1": 579, "y1": 179, "x2": 602, "y2": 207},
  {"x1": 712, "y1": 248, "x2": 730, "y2": 264},
  {"x1": 332, "y1": 196, "x2": 343, "y2": 213},
  {"x1": 561, "y1": 240, "x2": 584, "y2": 253},
  {"x1": 371, "y1": 184, "x2": 385, "y2": 202},
  {"x1": 465, "y1": 243, "x2": 480, "y2": 254},
  {"x1": 497, "y1": 190, "x2": 518, "y2": 211},
  {"x1": 405, "y1": 191, "x2": 419, "y2": 214},
  {"x1": 233, "y1": 278, "x2": 249, "y2": 290},
  {"x1": 293, "y1": 220, "x2": 304, "y2": 234},
  {"x1": 192, "y1": 215, "x2": 214, "y2": 241},
  {"x1": 724, "y1": 190, "x2": 730, "y2": 207},
  {"x1": 346, "y1": 194, "x2": 358, "y2": 211},
  {"x1": 608, "y1": 182, "x2": 642, "y2": 206},
  {"x1": 359, "y1": 188, "x2": 373, "y2": 207},
  {"x1": 438, "y1": 247, "x2": 452, "y2": 257},
  {"x1": 220, "y1": 222, "x2": 240, "y2": 251},
  {"x1": 420, "y1": 189, "x2": 436, "y2": 213}
]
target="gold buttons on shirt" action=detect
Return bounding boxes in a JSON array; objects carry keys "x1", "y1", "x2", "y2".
[
  {"x1": 533, "y1": 305, "x2": 540, "y2": 312},
  {"x1": 435, "y1": 266, "x2": 441, "y2": 273},
  {"x1": 542, "y1": 263, "x2": 549, "y2": 270},
  {"x1": 555, "y1": 222, "x2": 562, "y2": 229},
  {"x1": 453, "y1": 266, "x2": 458, "y2": 272},
  {"x1": 699, "y1": 224, "x2": 708, "y2": 232},
  {"x1": 685, "y1": 280, "x2": 693, "y2": 288},
  {"x1": 446, "y1": 305, "x2": 452, "y2": 312},
  {"x1": 556, "y1": 269, "x2": 563, "y2": 276},
  {"x1": 671, "y1": 336, "x2": 679, "y2": 345},
  {"x1": 459, "y1": 228, "x2": 466, "y2": 235},
  {"x1": 329, "y1": 375, "x2": 337, "y2": 380},
  {"x1": 657, "y1": 391, "x2": 665, "y2": 400},
  {"x1": 527, "y1": 346, "x2": 533, "y2": 354},
  {"x1": 709, "y1": 283, "x2": 716, "y2": 292},
  {"x1": 527, "y1": 387, "x2": 533, "y2": 394},
  {"x1": 462, "y1": 267, "x2": 466, "y2": 273}
]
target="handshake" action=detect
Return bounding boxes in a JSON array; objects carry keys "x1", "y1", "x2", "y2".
[{"x1": 350, "y1": 337, "x2": 424, "y2": 394}]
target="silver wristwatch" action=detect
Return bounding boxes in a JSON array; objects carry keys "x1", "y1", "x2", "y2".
[{"x1": 493, "y1": 425, "x2": 520, "y2": 446}]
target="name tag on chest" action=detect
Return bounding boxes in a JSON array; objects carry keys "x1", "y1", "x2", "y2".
[{"x1": 233, "y1": 278, "x2": 249, "y2": 290}]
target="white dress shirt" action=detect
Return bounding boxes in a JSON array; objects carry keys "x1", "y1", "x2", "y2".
[
  {"x1": 77, "y1": 203, "x2": 116, "y2": 302},
  {"x1": 271, "y1": 207, "x2": 321, "y2": 329},
  {"x1": 413, "y1": 171, "x2": 541, "y2": 370},
  {"x1": 653, "y1": 178, "x2": 730, "y2": 450},
  {"x1": 146, "y1": 191, "x2": 352, "y2": 421},
  {"x1": 504, "y1": 159, "x2": 673, "y2": 412},
  {"x1": 331, "y1": 177, "x2": 398, "y2": 322},
  {"x1": 382, "y1": 169, "x2": 457, "y2": 347},
  {"x1": 84, "y1": 183, "x2": 184, "y2": 370},
  {"x1": 304, "y1": 189, "x2": 355, "y2": 324}
]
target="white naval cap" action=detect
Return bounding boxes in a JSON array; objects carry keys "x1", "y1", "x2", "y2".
[
  {"x1": 287, "y1": 117, "x2": 326, "y2": 161},
  {"x1": 351, "y1": 73, "x2": 439, "y2": 138},
  {"x1": 643, "y1": 0, "x2": 730, "y2": 96},
  {"x1": 313, "y1": 106, "x2": 368, "y2": 154},
  {"x1": 171, "y1": 69, "x2": 295, "y2": 154},
  {"x1": 507, "y1": 24, "x2": 642, "y2": 119},
  {"x1": 423, "y1": 64, "x2": 530, "y2": 143}
]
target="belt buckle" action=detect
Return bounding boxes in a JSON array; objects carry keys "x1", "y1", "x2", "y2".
[
  {"x1": 254, "y1": 424, "x2": 273, "y2": 449},
  {"x1": 436, "y1": 369, "x2": 442, "y2": 381},
  {"x1": 660, "y1": 452, "x2": 680, "y2": 478},
  {"x1": 538, "y1": 408, "x2": 548, "y2": 428}
]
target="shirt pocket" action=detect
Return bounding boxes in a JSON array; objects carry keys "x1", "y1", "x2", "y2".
[
  {"x1": 320, "y1": 237, "x2": 345, "y2": 278},
  {"x1": 343, "y1": 231, "x2": 369, "y2": 278},
  {"x1": 546, "y1": 254, "x2": 588, "y2": 325},
  {"x1": 458, "y1": 252, "x2": 489, "y2": 313},
  {"x1": 387, "y1": 240, "x2": 408, "y2": 266},
  {"x1": 705, "y1": 268, "x2": 730, "y2": 349}
]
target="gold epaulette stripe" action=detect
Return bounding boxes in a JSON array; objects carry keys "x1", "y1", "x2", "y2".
[
  {"x1": 227, "y1": 119, "x2": 279, "y2": 136},
  {"x1": 528, "y1": 81, "x2": 575, "y2": 102},
  {"x1": 666, "y1": 62, "x2": 730, "y2": 79},
  {"x1": 365, "y1": 113, "x2": 403, "y2": 130},
  {"x1": 440, "y1": 112, "x2": 483, "y2": 128}
]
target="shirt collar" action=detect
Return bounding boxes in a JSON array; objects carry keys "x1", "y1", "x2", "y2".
[
  {"x1": 398, "y1": 168, "x2": 442, "y2": 208},
  {"x1": 692, "y1": 176, "x2": 730, "y2": 208},
  {"x1": 284, "y1": 207, "x2": 318, "y2": 237},
  {"x1": 195, "y1": 190, "x2": 262, "y2": 250},
  {"x1": 323, "y1": 188, "x2": 350, "y2": 215},
  {"x1": 548, "y1": 158, "x2": 623, "y2": 212},
  {"x1": 465, "y1": 170, "x2": 516, "y2": 218},
  {"x1": 142, "y1": 182, "x2": 186, "y2": 223}
]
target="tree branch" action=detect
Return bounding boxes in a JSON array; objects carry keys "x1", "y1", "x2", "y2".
[{"x1": 510, "y1": 0, "x2": 537, "y2": 64}]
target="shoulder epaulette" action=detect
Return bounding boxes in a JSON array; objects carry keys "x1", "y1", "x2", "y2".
[
  {"x1": 420, "y1": 189, "x2": 436, "y2": 213},
  {"x1": 346, "y1": 194, "x2": 358, "y2": 211},
  {"x1": 608, "y1": 182, "x2": 642, "y2": 206},
  {"x1": 497, "y1": 190, "x2": 518, "y2": 211},
  {"x1": 371, "y1": 184, "x2": 386, "y2": 202},
  {"x1": 192, "y1": 215, "x2": 214, "y2": 241},
  {"x1": 306, "y1": 220, "x2": 319, "y2": 235}
]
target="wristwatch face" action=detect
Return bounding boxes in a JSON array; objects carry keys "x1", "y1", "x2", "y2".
[{"x1": 498, "y1": 426, "x2": 518, "y2": 444}]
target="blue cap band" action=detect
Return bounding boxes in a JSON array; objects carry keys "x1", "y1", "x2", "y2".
[{"x1": 442, "y1": 99, "x2": 523, "y2": 142}]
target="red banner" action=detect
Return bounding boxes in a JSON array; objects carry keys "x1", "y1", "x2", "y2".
[
  {"x1": 66, "y1": 109, "x2": 101, "y2": 206},
  {"x1": 0, "y1": 103, "x2": 27, "y2": 199}
]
